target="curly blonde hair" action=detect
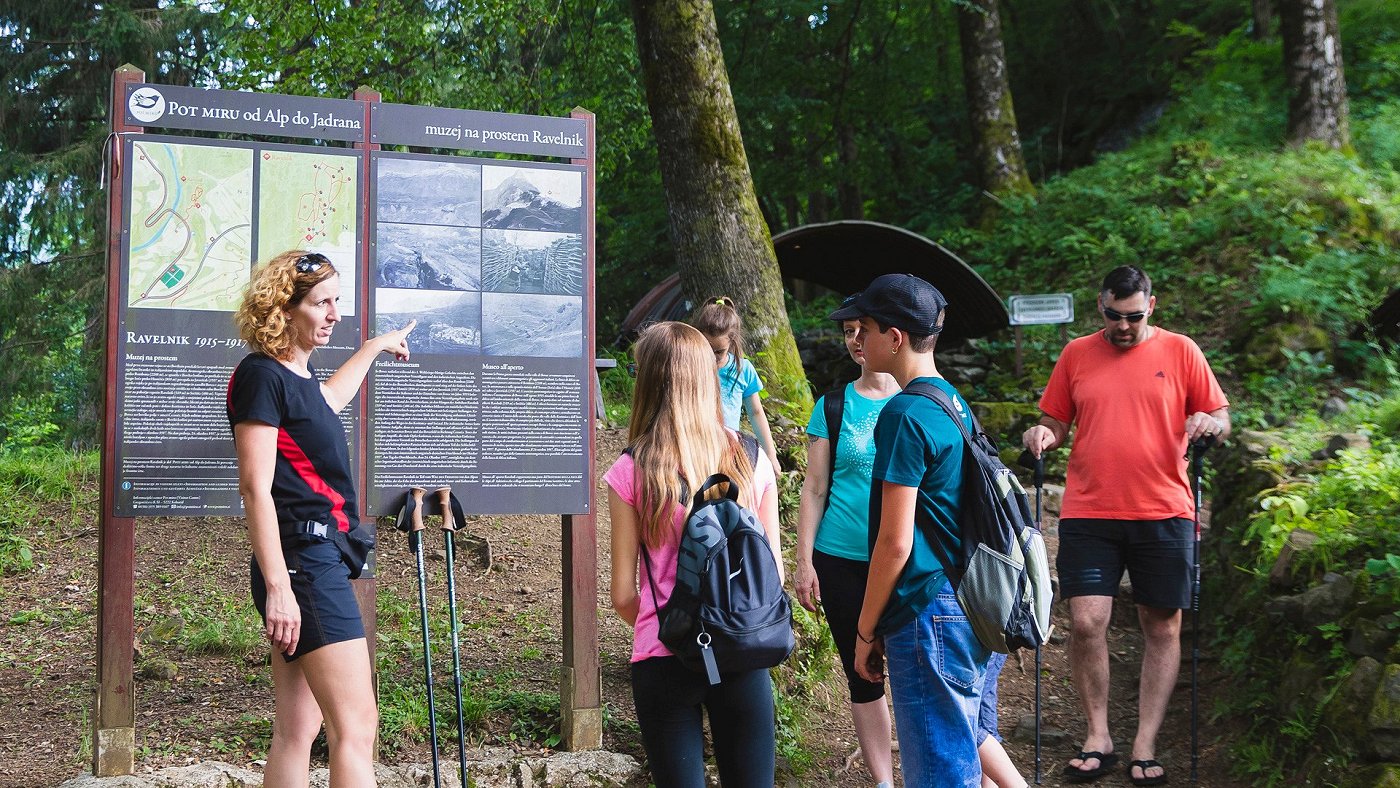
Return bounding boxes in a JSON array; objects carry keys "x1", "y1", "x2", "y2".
[{"x1": 235, "y1": 250, "x2": 339, "y2": 360}]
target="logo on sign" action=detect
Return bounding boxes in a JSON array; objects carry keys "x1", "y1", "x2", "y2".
[{"x1": 128, "y1": 87, "x2": 166, "y2": 123}]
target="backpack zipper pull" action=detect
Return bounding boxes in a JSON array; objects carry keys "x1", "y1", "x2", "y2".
[{"x1": 697, "y1": 630, "x2": 720, "y2": 685}]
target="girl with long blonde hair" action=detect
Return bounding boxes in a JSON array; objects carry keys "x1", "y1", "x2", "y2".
[{"x1": 604, "y1": 321, "x2": 782, "y2": 787}]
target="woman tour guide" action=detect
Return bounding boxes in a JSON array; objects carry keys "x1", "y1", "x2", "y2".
[{"x1": 227, "y1": 250, "x2": 413, "y2": 787}]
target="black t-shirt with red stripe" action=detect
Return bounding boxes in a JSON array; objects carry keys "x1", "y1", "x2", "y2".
[{"x1": 226, "y1": 353, "x2": 359, "y2": 533}]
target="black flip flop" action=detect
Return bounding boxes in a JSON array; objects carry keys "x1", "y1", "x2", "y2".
[
  {"x1": 1129, "y1": 758, "x2": 1169, "y2": 786},
  {"x1": 1062, "y1": 751, "x2": 1119, "y2": 783}
]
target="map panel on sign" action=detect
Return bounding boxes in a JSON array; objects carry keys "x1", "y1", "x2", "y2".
[
  {"x1": 257, "y1": 149, "x2": 360, "y2": 316},
  {"x1": 127, "y1": 141, "x2": 253, "y2": 312}
]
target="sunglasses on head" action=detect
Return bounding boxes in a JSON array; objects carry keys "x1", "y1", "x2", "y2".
[
  {"x1": 294, "y1": 253, "x2": 329, "y2": 274},
  {"x1": 1102, "y1": 306, "x2": 1147, "y2": 323}
]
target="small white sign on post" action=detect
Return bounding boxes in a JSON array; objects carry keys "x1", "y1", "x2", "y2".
[{"x1": 1008, "y1": 293, "x2": 1075, "y2": 326}]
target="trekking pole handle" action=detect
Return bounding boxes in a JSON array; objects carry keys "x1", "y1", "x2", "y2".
[
  {"x1": 410, "y1": 487, "x2": 427, "y2": 533},
  {"x1": 1189, "y1": 434, "x2": 1215, "y2": 474},
  {"x1": 1017, "y1": 449, "x2": 1047, "y2": 486},
  {"x1": 436, "y1": 486, "x2": 455, "y2": 532}
]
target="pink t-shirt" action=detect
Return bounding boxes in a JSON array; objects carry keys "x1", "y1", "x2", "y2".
[{"x1": 603, "y1": 447, "x2": 778, "y2": 663}]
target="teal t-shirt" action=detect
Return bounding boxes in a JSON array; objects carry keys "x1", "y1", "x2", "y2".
[
  {"x1": 868, "y1": 376, "x2": 971, "y2": 636},
  {"x1": 806, "y1": 382, "x2": 897, "y2": 561},
  {"x1": 717, "y1": 355, "x2": 763, "y2": 430}
]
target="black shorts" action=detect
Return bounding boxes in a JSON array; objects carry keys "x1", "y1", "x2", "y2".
[
  {"x1": 1056, "y1": 517, "x2": 1194, "y2": 610},
  {"x1": 812, "y1": 550, "x2": 886, "y2": 704},
  {"x1": 251, "y1": 533, "x2": 364, "y2": 661}
]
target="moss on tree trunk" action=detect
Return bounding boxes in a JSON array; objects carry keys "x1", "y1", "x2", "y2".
[
  {"x1": 629, "y1": 0, "x2": 813, "y2": 422},
  {"x1": 957, "y1": 0, "x2": 1033, "y2": 224}
]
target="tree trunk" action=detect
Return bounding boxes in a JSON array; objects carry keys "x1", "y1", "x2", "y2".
[
  {"x1": 1279, "y1": 0, "x2": 1350, "y2": 149},
  {"x1": 629, "y1": 0, "x2": 813, "y2": 422},
  {"x1": 1252, "y1": 0, "x2": 1273, "y2": 40},
  {"x1": 956, "y1": 0, "x2": 1033, "y2": 217},
  {"x1": 837, "y1": 121, "x2": 865, "y2": 220}
]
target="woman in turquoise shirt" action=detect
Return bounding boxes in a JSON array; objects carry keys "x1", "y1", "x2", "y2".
[{"x1": 793, "y1": 307, "x2": 901, "y2": 788}]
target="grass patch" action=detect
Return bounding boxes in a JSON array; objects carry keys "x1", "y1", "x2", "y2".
[{"x1": 0, "y1": 449, "x2": 97, "y2": 574}]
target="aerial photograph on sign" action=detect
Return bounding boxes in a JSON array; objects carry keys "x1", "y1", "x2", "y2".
[
  {"x1": 481, "y1": 293, "x2": 583, "y2": 358},
  {"x1": 480, "y1": 165, "x2": 582, "y2": 233},
  {"x1": 376, "y1": 156, "x2": 481, "y2": 226},
  {"x1": 376, "y1": 287, "x2": 481, "y2": 354},
  {"x1": 256, "y1": 148, "x2": 360, "y2": 315},
  {"x1": 126, "y1": 140, "x2": 253, "y2": 311},
  {"x1": 376, "y1": 222, "x2": 482, "y2": 291},
  {"x1": 481, "y1": 229, "x2": 582, "y2": 296}
]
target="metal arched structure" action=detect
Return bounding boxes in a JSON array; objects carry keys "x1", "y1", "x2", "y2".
[{"x1": 617, "y1": 220, "x2": 1009, "y2": 345}]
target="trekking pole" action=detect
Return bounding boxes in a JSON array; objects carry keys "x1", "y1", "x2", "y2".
[
  {"x1": 437, "y1": 487, "x2": 470, "y2": 788},
  {"x1": 401, "y1": 487, "x2": 442, "y2": 788},
  {"x1": 1188, "y1": 436, "x2": 1215, "y2": 784},
  {"x1": 1018, "y1": 449, "x2": 1047, "y2": 785},
  {"x1": 1032, "y1": 453, "x2": 1045, "y2": 785}
]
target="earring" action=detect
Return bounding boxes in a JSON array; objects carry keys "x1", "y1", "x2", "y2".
[{"x1": 890, "y1": 346, "x2": 898, "y2": 355}]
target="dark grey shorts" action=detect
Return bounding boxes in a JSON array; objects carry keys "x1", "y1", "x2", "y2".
[
  {"x1": 251, "y1": 534, "x2": 364, "y2": 661},
  {"x1": 1056, "y1": 517, "x2": 1194, "y2": 609}
]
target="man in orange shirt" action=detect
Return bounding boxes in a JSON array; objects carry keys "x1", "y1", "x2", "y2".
[{"x1": 1022, "y1": 266, "x2": 1229, "y2": 786}]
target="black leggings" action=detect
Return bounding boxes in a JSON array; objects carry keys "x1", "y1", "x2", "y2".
[
  {"x1": 631, "y1": 656, "x2": 775, "y2": 787},
  {"x1": 812, "y1": 549, "x2": 886, "y2": 704}
]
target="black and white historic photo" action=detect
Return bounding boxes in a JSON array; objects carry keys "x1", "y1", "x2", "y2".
[
  {"x1": 481, "y1": 229, "x2": 583, "y2": 296},
  {"x1": 481, "y1": 293, "x2": 583, "y2": 358},
  {"x1": 376, "y1": 222, "x2": 482, "y2": 291},
  {"x1": 376, "y1": 287, "x2": 481, "y2": 355},
  {"x1": 376, "y1": 157, "x2": 481, "y2": 227},
  {"x1": 480, "y1": 165, "x2": 582, "y2": 233}
]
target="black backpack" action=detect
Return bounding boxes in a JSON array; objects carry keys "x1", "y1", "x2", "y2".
[
  {"x1": 638, "y1": 437, "x2": 795, "y2": 684},
  {"x1": 901, "y1": 382, "x2": 1053, "y2": 654}
]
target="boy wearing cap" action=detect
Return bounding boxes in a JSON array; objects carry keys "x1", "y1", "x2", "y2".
[{"x1": 837, "y1": 273, "x2": 991, "y2": 788}]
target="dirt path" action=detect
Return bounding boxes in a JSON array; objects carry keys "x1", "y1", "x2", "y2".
[{"x1": 0, "y1": 426, "x2": 1248, "y2": 786}]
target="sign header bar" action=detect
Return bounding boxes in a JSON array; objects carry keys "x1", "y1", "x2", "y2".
[
  {"x1": 123, "y1": 83, "x2": 365, "y2": 142},
  {"x1": 371, "y1": 102, "x2": 588, "y2": 158}
]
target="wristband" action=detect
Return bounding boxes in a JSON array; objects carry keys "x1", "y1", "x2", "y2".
[{"x1": 857, "y1": 630, "x2": 876, "y2": 644}]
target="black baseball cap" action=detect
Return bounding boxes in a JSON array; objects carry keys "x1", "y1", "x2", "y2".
[{"x1": 828, "y1": 273, "x2": 947, "y2": 335}]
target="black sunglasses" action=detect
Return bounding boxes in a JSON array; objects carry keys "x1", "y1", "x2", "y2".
[
  {"x1": 1102, "y1": 306, "x2": 1148, "y2": 323},
  {"x1": 294, "y1": 253, "x2": 330, "y2": 274}
]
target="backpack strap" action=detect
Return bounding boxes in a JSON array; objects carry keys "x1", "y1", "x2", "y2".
[
  {"x1": 901, "y1": 380, "x2": 979, "y2": 447},
  {"x1": 822, "y1": 385, "x2": 845, "y2": 512},
  {"x1": 898, "y1": 380, "x2": 979, "y2": 585}
]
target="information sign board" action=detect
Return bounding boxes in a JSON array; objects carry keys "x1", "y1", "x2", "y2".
[
  {"x1": 365, "y1": 152, "x2": 589, "y2": 515},
  {"x1": 114, "y1": 136, "x2": 363, "y2": 516},
  {"x1": 1008, "y1": 293, "x2": 1075, "y2": 326}
]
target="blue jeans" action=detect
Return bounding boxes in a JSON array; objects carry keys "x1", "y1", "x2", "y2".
[
  {"x1": 977, "y1": 651, "x2": 1008, "y2": 745},
  {"x1": 885, "y1": 582, "x2": 990, "y2": 788}
]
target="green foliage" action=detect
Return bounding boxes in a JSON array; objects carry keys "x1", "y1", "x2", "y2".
[
  {"x1": 597, "y1": 348, "x2": 635, "y2": 429},
  {"x1": 1245, "y1": 442, "x2": 1400, "y2": 575},
  {"x1": 1217, "y1": 390, "x2": 1400, "y2": 782},
  {"x1": 1364, "y1": 553, "x2": 1400, "y2": 608},
  {"x1": 0, "y1": 449, "x2": 97, "y2": 573},
  {"x1": 769, "y1": 599, "x2": 837, "y2": 776}
]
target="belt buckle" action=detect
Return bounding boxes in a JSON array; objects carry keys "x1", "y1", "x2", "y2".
[{"x1": 306, "y1": 520, "x2": 329, "y2": 539}]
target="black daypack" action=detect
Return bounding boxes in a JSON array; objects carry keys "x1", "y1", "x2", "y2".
[
  {"x1": 901, "y1": 381, "x2": 1053, "y2": 654},
  {"x1": 638, "y1": 437, "x2": 795, "y2": 684}
]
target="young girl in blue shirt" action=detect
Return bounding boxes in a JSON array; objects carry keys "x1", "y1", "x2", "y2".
[{"x1": 691, "y1": 297, "x2": 780, "y2": 472}]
